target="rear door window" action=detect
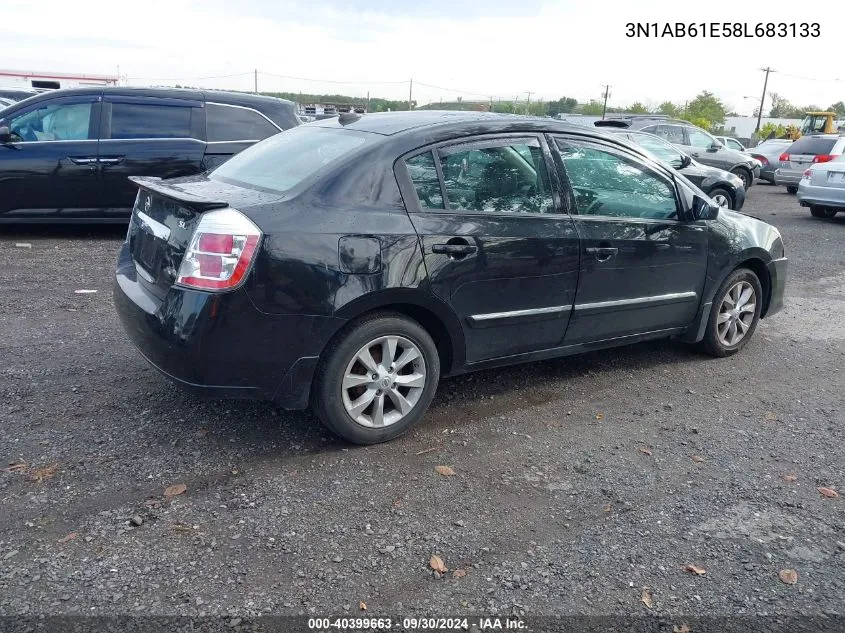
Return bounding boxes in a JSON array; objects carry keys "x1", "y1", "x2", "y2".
[
  {"x1": 437, "y1": 138, "x2": 555, "y2": 214},
  {"x1": 110, "y1": 103, "x2": 192, "y2": 139},
  {"x1": 405, "y1": 152, "x2": 444, "y2": 209},
  {"x1": 645, "y1": 124, "x2": 686, "y2": 145},
  {"x1": 788, "y1": 137, "x2": 837, "y2": 155},
  {"x1": 206, "y1": 103, "x2": 280, "y2": 142},
  {"x1": 687, "y1": 128, "x2": 717, "y2": 149}
]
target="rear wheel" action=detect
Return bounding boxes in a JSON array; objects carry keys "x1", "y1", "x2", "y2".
[
  {"x1": 810, "y1": 206, "x2": 838, "y2": 219},
  {"x1": 786, "y1": 186, "x2": 798, "y2": 194},
  {"x1": 708, "y1": 187, "x2": 733, "y2": 210},
  {"x1": 312, "y1": 313, "x2": 440, "y2": 445},
  {"x1": 699, "y1": 268, "x2": 763, "y2": 358}
]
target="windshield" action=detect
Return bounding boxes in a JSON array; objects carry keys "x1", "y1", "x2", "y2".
[{"x1": 210, "y1": 126, "x2": 374, "y2": 194}]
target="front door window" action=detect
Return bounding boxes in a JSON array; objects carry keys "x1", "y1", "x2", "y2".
[{"x1": 8, "y1": 102, "x2": 92, "y2": 142}]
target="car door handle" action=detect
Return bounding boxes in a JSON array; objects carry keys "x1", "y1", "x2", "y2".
[
  {"x1": 432, "y1": 242, "x2": 477, "y2": 258},
  {"x1": 585, "y1": 247, "x2": 618, "y2": 262},
  {"x1": 98, "y1": 156, "x2": 124, "y2": 165},
  {"x1": 68, "y1": 156, "x2": 97, "y2": 165},
  {"x1": 690, "y1": 152, "x2": 700, "y2": 158}
]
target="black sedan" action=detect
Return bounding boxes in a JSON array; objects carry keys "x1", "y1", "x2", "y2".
[
  {"x1": 608, "y1": 130, "x2": 746, "y2": 210},
  {"x1": 114, "y1": 112, "x2": 787, "y2": 444}
]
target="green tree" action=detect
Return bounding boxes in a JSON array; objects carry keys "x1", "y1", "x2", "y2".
[
  {"x1": 547, "y1": 97, "x2": 578, "y2": 117},
  {"x1": 758, "y1": 122, "x2": 788, "y2": 140},
  {"x1": 828, "y1": 101, "x2": 845, "y2": 117},
  {"x1": 689, "y1": 116, "x2": 712, "y2": 131},
  {"x1": 657, "y1": 101, "x2": 682, "y2": 118},
  {"x1": 627, "y1": 102, "x2": 649, "y2": 114},
  {"x1": 527, "y1": 102, "x2": 548, "y2": 117},
  {"x1": 579, "y1": 100, "x2": 605, "y2": 115},
  {"x1": 686, "y1": 91, "x2": 726, "y2": 129}
]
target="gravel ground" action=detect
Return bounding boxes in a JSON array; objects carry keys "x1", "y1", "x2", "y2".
[{"x1": 0, "y1": 184, "x2": 843, "y2": 623}]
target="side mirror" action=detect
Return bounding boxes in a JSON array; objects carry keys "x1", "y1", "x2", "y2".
[
  {"x1": 708, "y1": 142, "x2": 722, "y2": 152},
  {"x1": 678, "y1": 154, "x2": 692, "y2": 169},
  {"x1": 0, "y1": 126, "x2": 11, "y2": 144},
  {"x1": 692, "y1": 194, "x2": 720, "y2": 221}
]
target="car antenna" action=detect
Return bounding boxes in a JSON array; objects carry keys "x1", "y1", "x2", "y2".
[{"x1": 338, "y1": 112, "x2": 362, "y2": 125}]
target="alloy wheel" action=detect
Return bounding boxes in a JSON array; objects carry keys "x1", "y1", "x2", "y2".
[
  {"x1": 716, "y1": 281, "x2": 756, "y2": 347},
  {"x1": 341, "y1": 335, "x2": 427, "y2": 428},
  {"x1": 711, "y1": 193, "x2": 730, "y2": 208}
]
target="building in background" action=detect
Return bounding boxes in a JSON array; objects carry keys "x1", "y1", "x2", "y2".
[{"x1": 0, "y1": 69, "x2": 118, "y2": 90}]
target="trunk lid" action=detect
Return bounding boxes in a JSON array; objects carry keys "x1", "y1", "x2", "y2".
[{"x1": 126, "y1": 175, "x2": 276, "y2": 298}]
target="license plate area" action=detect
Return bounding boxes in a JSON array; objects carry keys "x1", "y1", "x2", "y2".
[
  {"x1": 133, "y1": 229, "x2": 161, "y2": 274},
  {"x1": 827, "y1": 171, "x2": 845, "y2": 184}
]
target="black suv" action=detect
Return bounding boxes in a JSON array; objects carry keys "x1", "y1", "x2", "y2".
[
  {"x1": 0, "y1": 87, "x2": 299, "y2": 223},
  {"x1": 595, "y1": 115, "x2": 760, "y2": 189}
]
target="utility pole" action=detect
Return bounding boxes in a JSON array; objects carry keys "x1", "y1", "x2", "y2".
[
  {"x1": 489, "y1": 96, "x2": 493, "y2": 113},
  {"x1": 756, "y1": 67, "x2": 775, "y2": 134},
  {"x1": 254, "y1": 69, "x2": 258, "y2": 94},
  {"x1": 601, "y1": 84, "x2": 611, "y2": 119},
  {"x1": 525, "y1": 91, "x2": 534, "y2": 115},
  {"x1": 408, "y1": 78, "x2": 413, "y2": 111},
  {"x1": 366, "y1": 90, "x2": 370, "y2": 113}
]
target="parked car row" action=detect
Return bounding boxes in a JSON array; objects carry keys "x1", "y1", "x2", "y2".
[
  {"x1": 593, "y1": 115, "x2": 761, "y2": 189},
  {"x1": 0, "y1": 87, "x2": 300, "y2": 222}
]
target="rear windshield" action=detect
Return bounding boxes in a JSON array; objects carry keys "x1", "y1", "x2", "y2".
[
  {"x1": 210, "y1": 126, "x2": 373, "y2": 193},
  {"x1": 788, "y1": 137, "x2": 836, "y2": 155}
]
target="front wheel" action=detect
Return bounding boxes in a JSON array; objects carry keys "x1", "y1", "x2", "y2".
[
  {"x1": 731, "y1": 168, "x2": 752, "y2": 189},
  {"x1": 786, "y1": 186, "x2": 798, "y2": 194},
  {"x1": 312, "y1": 313, "x2": 440, "y2": 444},
  {"x1": 699, "y1": 268, "x2": 763, "y2": 358},
  {"x1": 810, "y1": 206, "x2": 838, "y2": 219},
  {"x1": 708, "y1": 187, "x2": 734, "y2": 210}
]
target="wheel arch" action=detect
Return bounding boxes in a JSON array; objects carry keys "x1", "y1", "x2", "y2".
[{"x1": 332, "y1": 289, "x2": 466, "y2": 375}]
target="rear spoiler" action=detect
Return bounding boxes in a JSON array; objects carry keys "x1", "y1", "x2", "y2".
[
  {"x1": 593, "y1": 120, "x2": 631, "y2": 128},
  {"x1": 129, "y1": 176, "x2": 229, "y2": 212}
]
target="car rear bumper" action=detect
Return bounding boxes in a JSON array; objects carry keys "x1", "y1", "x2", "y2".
[
  {"x1": 758, "y1": 168, "x2": 777, "y2": 183},
  {"x1": 765, "y1": 257, "x2": 787, "y2": 318},
  {"x1": 113, "y1": 242, "x2": 341, "y2": 409},
  {"x1": 797, "y1": 182, "x2": 845, "y2": 209},
  {"x1": 774, "y1": 169, "x2": 802, "y2": 186}
]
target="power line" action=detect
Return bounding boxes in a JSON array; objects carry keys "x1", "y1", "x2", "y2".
[
  {"x1": 126, "y1": 72, "x2": 253, "y2": 81},
  {"x1": 777, "y1": 71, "x2": 842, "y2": 83},
  {"x1": 259, "y1": 71, "x2": 407, "y2": 85}
]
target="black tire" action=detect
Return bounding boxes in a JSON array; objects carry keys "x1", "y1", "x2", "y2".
[
  {"x1": 698, "y1": 268, "x2": 763, "y2": 358},
  {"x1": 786, "y1": 186, "x2": 798, "y2": 194},
  {"x1": 707, "y1": 187, "x2": 734, "y2": 210},
  {"x1": 731, "y1": 167, "x2": 752, "y2": 189},
  {"x1": 810, "y1": 206, "x2": 837, "y2": 219},
  {"x1": 312, "y1": 312, "x2": 440, "y2": 445}
]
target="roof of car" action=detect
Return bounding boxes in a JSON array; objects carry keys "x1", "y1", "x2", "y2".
[
  {"x1": 5, "y1": 86, "x2": 295, "y2": 107},
  {"x1": 311, "y1": 110, "x2": 593, "y2": 136}
]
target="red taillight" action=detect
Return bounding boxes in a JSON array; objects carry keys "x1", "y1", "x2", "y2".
[
  {"x1": 812, "y1": 154, "x2": 835, "y2": 164},
  {"x1": 779, "y1": 153, "x2": 790, "y2": 162},
  {"x1": 803, "y1": 169, "x2": 812, "y2": 178},
  {"x1": 176, "y1": 208, "x2": 262, "y2": 291},
  {"x1": 198, "y1": 233, "x2": 234, "y2": 254},
  {"x1": 753, "y1": 155, "x2": 768, "y2": 166}
]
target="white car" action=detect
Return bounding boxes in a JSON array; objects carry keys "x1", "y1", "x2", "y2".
[
  {"x1": 797, "y1": 154, "x2": 845, "y2": 219},
  {"x1": 715, "y1": 136, "x2": 748, "y2": 153}
]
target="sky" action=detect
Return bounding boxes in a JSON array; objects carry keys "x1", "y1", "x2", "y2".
[{"x1": 1, "y1": 0, "x2": 842, "y2": 113}]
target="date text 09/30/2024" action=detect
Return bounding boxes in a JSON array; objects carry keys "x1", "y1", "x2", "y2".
[
  {"x1": 308, "y1": 617, "x2": 526, "y2": 630},
  {"x1": 626, "y1": 22, "x2": 820, "y2": 38}
]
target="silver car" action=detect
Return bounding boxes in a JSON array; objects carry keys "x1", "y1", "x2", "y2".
[
  {"x1": 775, "y1": 134, "x2": 845, "y2": 193},
  {"x1": 797, "y1": 154, "x2": 845, "y2": 219},
  {"x1": 749, "y1": 138, "x2": 793, "y2": 184}
]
